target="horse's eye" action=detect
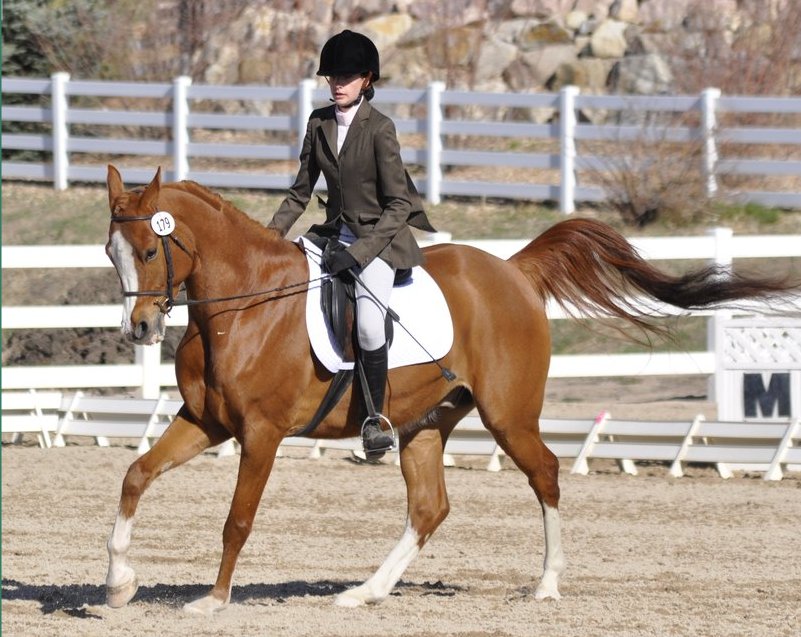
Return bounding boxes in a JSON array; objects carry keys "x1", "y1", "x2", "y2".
[{"x1": 145, "y1": 248, "x2": 158, "y2": 262}]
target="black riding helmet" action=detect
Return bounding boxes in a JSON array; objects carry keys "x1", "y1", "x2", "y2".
[{"x1": 317, "y1": 30, "x2": 380, "y2": 81}]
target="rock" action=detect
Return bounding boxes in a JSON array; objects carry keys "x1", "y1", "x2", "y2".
[
  {"x1": 572, "y1": 0, "x2": 613, "y2": 20},
  {"x1": 516, "y1": 20, "x2": 573, "y2": 49},
  {"x1": 396, "y1": 21, "x2": 437, "y2": 48},
  {"x1": 609, "y1": 53, "x2": 673, "y2": 95},
  {"x1": 408, "y1": 1, "x2": 486, "y2": 25},
  {"x1": 474, "y1": 36, "x2": 519, "y2": 82},
  {"x1": 160, "y1": 0, "x2": 795, "y2": 109},
  {"x1": 361, "y1": 13, "x2": 414, "y2": 51},
  {"x1": 518, "y1": 43, "x2": 577, "y2": 87},
  {"x1": 623, "y1": 24, "x2": 648, "y2": 55},
  {"x1": 683, "y1": 0, "x2": 740, "y2": 32},
  {"x1": 304, "y1": 0, "x2": 335, "y2": 23},
  {"x1": 590, "y1": 18, "x2": 628, "y2": 58},
  {"x1": 609, "y1": 0, "x2": 638, "y2": 24},
  {"x1": 582, "y1": 57, "x2": 617, "y2": 90},
  {"x1": 565, "y1": 10, "x2": 589, "y2": 32},
  {"x1": 508, "y1": 0, "x2": 574, "y2": 19},
  {"x1": 380, "y1": 43, "x2": 430, "y2": 86},
  {"x1": 332, "y1": 0, "x2": 396, "y2": 22},
  {"x1": 638, "y1": 0, "x2": 691, "y2": 32},
  {"x1": 548, "y1": 57, "x2": 614, "y2": 91},
  {"x1": 426, "y1": 26, "x2": 483, "y2": 69}
]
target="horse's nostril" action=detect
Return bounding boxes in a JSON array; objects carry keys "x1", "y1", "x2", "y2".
[{"x1": 135, "y1": 320, "x2": 149, "y2": 339}]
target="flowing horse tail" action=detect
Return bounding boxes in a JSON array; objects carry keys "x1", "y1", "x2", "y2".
[{"x1": 508, "y1": 218, "x2": 797, "y2": 335}]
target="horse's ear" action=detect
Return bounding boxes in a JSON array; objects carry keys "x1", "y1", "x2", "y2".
[
  {"x1": 107, "y1": 164, "x2": 124, "y2": 210},
  {"x1": 140, "y1": 166, "x2": 162, "y2": 212}
]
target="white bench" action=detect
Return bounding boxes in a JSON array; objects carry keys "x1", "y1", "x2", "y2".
[
  {"x1": 443, "y1": 415, "x2": 598, "y2": 472},
  {"x1": 53, "y1": 392, "x2": 183, "y2": 454},
  {"x1": 687, "y1": 418, "x2": 801, "y2": 480},
  {"x1": 1, "y1": 390, "x2": 63, "y2": 448},
  {"x1": 570, "y1": 413, "x2": 701, "y2": 477},
  {"x1": 50, "y1": 393, "x2": 353, "y2": 459},
  {"x1": 567, "y1": 412, "x2": 801, "y2": 480},
  {"x1": 5, "y1": 392, "x2": 799, "y2": 480}
]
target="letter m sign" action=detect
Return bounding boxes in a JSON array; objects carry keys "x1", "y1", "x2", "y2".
[{"x1": 743, "y1": 373, "x2": 791, "y2": 419}]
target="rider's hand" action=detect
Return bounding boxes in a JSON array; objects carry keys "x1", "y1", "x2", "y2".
[{"x1": 323, "y1": 246, "x2": 358, "y2": 275}]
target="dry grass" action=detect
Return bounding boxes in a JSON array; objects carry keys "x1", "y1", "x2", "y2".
[{"x1": 5, "y1": 179, "x2": 801, "y2": 247}]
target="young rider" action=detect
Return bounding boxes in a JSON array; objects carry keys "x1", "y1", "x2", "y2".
[{"x1": 268, "y1": 29, "x2": 435, "y2": 458}]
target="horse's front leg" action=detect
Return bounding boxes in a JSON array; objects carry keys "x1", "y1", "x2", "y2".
[
  {"x1": 335, "y1": 427, "x2": 450, "y2": 607},
  {"x1": 183, "y1": 432, "x2": 281, "y2": 616},
  {"x1": 106, "y1": 412, "x2": 229, "y2": 608}
]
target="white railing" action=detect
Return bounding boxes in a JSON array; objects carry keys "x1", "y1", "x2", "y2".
[
  {"x1": 3, "y1": 391, "x2": 799, "y2": 480},
  {"x1": 3, "y1": 74, "x2": 801, "y2": 210},
  {"x1": 4, "y1": 230, "x2": 801, "y2": 415}
]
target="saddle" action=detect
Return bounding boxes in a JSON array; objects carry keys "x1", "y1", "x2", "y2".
[
  {"x1": 295, "y1": 237, "x2": 409, "y2": 437},
  {"x1": 319, "y1": 238, "x2": 409, "y2": 360}
]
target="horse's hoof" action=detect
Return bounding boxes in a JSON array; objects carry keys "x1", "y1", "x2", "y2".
[
  {"x1": 183, "y1": 594, "x2": 229, "y2": 616},
  {"x1": 533, "y1": 585, "x2": 561, "y2": 601},
  {"x1": 334, "y1": 591, "x2": 365, "y2": 608},
  {"x1": 334, "y1": 585, "x2": 381, "y2": 608},
  {"x1": 106, "y1": 576, "x2": 139, "y2": 608}
]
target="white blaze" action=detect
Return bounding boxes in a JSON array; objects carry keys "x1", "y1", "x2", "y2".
[{"x1": 108, "y1": 230, "x2": 138, "y2": 334}]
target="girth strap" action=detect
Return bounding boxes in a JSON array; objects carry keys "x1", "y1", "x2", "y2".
[{"x1": 291, "y1": 369, "x2": 354, "y2": 438}]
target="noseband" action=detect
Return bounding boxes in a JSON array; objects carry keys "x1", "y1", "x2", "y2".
[{"x1": 110, "y1": 211, "x2": 191, "y2": 314}]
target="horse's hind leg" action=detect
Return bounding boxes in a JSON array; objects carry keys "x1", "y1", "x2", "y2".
[
  {"x1": 336, "y1": 420, "x2": 456, "y2": 607},
  {"x1": 106, "y1": 411, "x2": 230, "y2": 608}
]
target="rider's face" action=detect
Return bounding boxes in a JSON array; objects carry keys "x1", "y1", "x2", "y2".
[{"x1": 327, "y1": 74, "x2": 366, "y2": 109}]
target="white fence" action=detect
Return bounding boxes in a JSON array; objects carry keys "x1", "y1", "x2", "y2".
[
  {"x1": 4, "y1": 230, "x2": 801, "y2": 414},
  {"x1": 3, "y1": 74, "x2": 801, "y2": 211},
  {"x1": 3, "y1": 390, "x2": 799, "y2": 480}
]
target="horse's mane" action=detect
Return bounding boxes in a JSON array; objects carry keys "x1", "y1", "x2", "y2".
[{"x1": 165, "y1": 180, "x2": 281, "y2": 240}]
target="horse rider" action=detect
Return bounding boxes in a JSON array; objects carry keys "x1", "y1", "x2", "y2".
[{"x1": 268, "y1": 29, "x2": 436, "y2": 458}]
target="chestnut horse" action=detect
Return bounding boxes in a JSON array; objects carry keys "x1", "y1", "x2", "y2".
[{"x1": 104, "y1": 165, "x2": 792, "y2": 615}]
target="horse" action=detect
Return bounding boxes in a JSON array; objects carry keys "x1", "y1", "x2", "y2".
[{"x1": 103, "y1": 164, "x2": 795, "y2": 615}]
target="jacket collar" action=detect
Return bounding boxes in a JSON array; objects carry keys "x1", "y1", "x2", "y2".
[{"x1": 321, "y1": 99, "x2": 372, "y2": 162}]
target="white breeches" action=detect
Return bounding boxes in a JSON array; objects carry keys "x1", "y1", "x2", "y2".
[{"x1": 353, "y1": 256, "x2": 394, "y2": 351}]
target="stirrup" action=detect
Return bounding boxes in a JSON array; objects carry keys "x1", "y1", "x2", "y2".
[{"x1": 360, "y1": 414, "x2": 396, "y2": 459}]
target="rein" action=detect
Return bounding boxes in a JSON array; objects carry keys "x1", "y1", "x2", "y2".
[{"x1": 110, "y1": 212, "x2": 327, "y2": 313}]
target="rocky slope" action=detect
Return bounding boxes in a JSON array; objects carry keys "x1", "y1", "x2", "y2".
[{"x1": 197, "y1": 0, "x2": 796, "y2": 103}]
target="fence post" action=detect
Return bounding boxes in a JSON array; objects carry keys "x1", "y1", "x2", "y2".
[
  {"x1": 559, "y1": 85, "x2": 579, "y2": 214},
  {"x1": 135, "y1": 344, "x2": 162, "y2": 399},
  {"x1": 707, "y1": 226, "x2": 733, "y2": 410},
  {"x1": 426, "y1": 81, "x2": 445, "y2": 205},
  {"x1": 701, "y1": 87, "x2": 721, "y2": 198},
  {"x1": 298, "y1": 79, "x2": 316, "y2": 154},
  {"x1": 172, "y1": 76, "x2": 191, "y2": 181},
  {"x1": 51, "y1": 72, "x2": 70, "y2": 191}
]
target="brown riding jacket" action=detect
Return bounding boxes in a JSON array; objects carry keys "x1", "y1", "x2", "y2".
[{"x1": 268, "y1": 99, "x2": 435, "y2": 270}]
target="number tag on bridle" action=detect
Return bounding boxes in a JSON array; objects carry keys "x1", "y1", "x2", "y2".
[{"x1": 151, "y1": 211, "x2": 175, "y2": 236}]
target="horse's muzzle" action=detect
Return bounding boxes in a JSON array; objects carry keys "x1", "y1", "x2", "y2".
[{"x1": 126, "y1": 309, "x2": 166, "y2": 345}]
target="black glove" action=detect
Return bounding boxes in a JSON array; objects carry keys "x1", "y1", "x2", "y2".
[{"x1": 323, "y1": 245, "x2": 358, "y2": 275}]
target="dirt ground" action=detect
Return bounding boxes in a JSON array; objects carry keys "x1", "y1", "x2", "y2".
[{"x1": 3, "y1": 434, "x2": 800, "y2": 637}]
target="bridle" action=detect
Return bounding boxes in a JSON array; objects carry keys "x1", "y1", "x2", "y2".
[
  {"x1": 109, "y1": 210, "x2": 328, "y2": 314},
  {"x1": 110, "y1": 211, "x2": 192, "y2": 313}
]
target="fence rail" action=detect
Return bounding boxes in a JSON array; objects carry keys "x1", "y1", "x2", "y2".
[
  {"x1": 3, "y1": 75, "x2": 801, "y2": 210},
  {"x1": 3, "y1": 391, "x2": 799, "y2": 481}
]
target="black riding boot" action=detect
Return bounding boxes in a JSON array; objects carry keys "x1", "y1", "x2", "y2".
[{"x1": 360, "y1": 344, "x2": 394, "y2": 458}]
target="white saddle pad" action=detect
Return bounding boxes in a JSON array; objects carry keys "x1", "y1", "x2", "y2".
[{"x1": 298, "y1": 237, "x2": 454, "y2": 373}]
